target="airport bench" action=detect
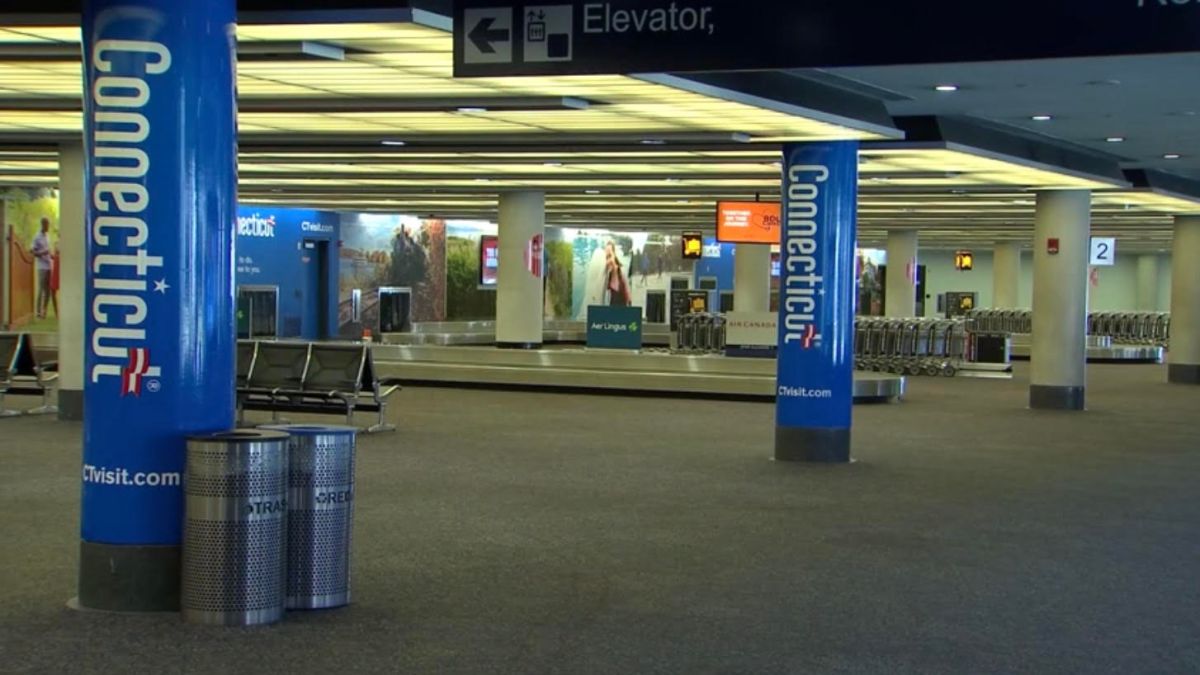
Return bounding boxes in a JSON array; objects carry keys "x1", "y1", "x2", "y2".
[
  {"x1": 236, "y1": 340, "x2": 401, "y2": 433},
  {"x1": 0, "y1": 332, "x2": 58, "y2": 416}
]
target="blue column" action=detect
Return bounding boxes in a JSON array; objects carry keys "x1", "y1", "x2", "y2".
[
  {"x1": 775, "y1": 142, "x2": 859, "y2": 463},
  {"x1": 78, "y1": 0, "x2": 238, "y2": 611}
]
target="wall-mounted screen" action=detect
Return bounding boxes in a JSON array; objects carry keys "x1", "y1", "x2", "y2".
[
  {"x1": 479, "y1": 235, "x2": 499, "y2": 287},
  {"x1": 716, "y1": 201, "x2": 781, "y2": 244}
]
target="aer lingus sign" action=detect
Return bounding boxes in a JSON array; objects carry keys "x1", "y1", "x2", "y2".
[{"x1": 587, "y1": 305, "x2": 643, "y2": 350}]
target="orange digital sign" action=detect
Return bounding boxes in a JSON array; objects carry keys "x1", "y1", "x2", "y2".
[
  {"x1": 681, "y1": 232, "x2": 703, "y2": 259},
  {"x1": 716, "y1": 201, "x2": 782, "y2": 244}
]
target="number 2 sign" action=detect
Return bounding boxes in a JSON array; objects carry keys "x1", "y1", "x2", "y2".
[{"x1": 1090, "y1": 237, "x2": 1116, "y2": 266}]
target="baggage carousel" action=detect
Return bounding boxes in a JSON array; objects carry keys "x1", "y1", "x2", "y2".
[
  {"x1": 383, "y1": 320, "x2": 673, "y2": 347},
  {"x1": 371, "y1": 344, "x2": 905, "y2": 402}
]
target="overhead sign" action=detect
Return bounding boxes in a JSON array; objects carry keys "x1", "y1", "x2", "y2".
[
  {"x1": 1090, "y1": 237, "x2": 1116, "y2": 267},
  {"x1": 716, "y1": 201, "x2": 781, "y2": 245},
  {"x1": 586, "y1": 305, "x2": 642, "y2": 349},
  {"x1": 669, "y1": 289, "x2": 708, "y2": 331},
  {"x1": 455, "y1": 1, "x2": 1200, "y2": 77},
  {"x1": 681, "y1": 231, "x2": 703, "y2": 259}
]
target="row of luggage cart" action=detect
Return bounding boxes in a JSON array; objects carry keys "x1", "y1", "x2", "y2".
[
  {"x1": 853, "y1": 317, "x2": 967, "y2": 377},
  {"x1": 1089, "y1": 311, "x2": 1170, "y2": 346},
  {"x1": 966, "y1": 309, "x2": 1170, "y2": 346},
  {"x1": 965, "y1": 309, "x2": 1031, "y2": 335},
  {"x1": 673, "y1": 313, "x2": 726, "y2": 354}
]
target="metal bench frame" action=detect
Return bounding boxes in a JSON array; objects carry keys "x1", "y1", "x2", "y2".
[
  {"x1": 236, "y1": 340, "x2": 400, "y2": 433},
  {"x1": 0, "y1": 332, "x2": 58, "y2": 417}
]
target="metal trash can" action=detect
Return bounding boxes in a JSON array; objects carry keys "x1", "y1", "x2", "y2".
[
  {"x1": 263, "y1": 424, "x2": 357, "y2": 610},
  {"x1": 182, "y1": 430, "x2": 290, "y2": 626}
]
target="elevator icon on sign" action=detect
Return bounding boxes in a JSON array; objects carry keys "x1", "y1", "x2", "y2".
[{"x1": 523, "y1": 5, "x2": 572, "y2": 62}]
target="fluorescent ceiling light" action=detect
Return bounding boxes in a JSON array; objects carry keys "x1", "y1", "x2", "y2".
[
  {"x1": 456, "y1": 107, "x2": 488, "y2": 113},
  {"x1": 1031, "y1": 115, "x2": 1053, "y2": 121},
  {"x1": 381, "y1": 140, "x2": 406, "y2": 146},
  {"x1": 934, "y1": 85, "x2": 959, "y2": 92},
  {"x1": 1105, "y1": 137, "x2": 1125, "y2": 143},
  {"x1": 1163, "y1": 153, "x2": 1182, "y2": 160},
  {"x1": 640, "y1": 139, "x2": 666, "y2": 145}
]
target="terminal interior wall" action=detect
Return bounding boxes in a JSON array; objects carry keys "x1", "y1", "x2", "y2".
[
  {"x1": 335, "y1": 219, "x2": 697, "y2": 325},
  {"x1": 3, "y1": 185, "x2": 1177, "y2": 334},
  {"x1": 235, "y1": 206, "x2": 340, "y2": 340},
  {"x1": 920, "y1": 248, "x2": 1172, "y2": 315}
]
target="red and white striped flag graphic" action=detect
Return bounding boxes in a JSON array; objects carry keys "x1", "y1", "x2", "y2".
[{"x1": 121, "y1": 348, "x2": 150, "y2": 397}]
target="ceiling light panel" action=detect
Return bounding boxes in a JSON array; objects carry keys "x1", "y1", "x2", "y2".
[
  {"x1": 0, "y1": 27, "x2": 80, "y2": 43},
  {"x1": 0, "y1": 2, "x2": 1195, "y2": 253},
  {"x1": 0, "y1": 21, "x2": 885, "y2": 142}
]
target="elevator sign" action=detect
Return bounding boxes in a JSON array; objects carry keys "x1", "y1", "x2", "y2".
[{"x1": 454, "y1": 0, "x2": 1200, "y2": 77}]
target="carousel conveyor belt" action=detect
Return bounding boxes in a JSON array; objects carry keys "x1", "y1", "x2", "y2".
[
  {"x1": 383, "y1": 323, "x2": 672, "y2": 347},
  {"x1": 372, "y1": 345, "x2": 905, "y2": 402},
  {"x1": 1007, "y1": 334, "x2": 1165, "y2": 363}
]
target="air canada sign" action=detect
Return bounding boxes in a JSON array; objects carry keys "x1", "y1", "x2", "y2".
[{"x1": 724, "y1": 311, "x2": 777, "y2": 349}]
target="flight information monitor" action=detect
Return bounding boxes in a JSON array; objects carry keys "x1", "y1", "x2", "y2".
[{"x1": 716, "y1": 201, "x2": 781, "y2": 244}]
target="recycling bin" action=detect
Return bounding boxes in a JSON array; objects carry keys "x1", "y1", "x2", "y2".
[
  {"x1": 181, "y1": 429, "x2": 290, "y2": 626},
  {"x1": 263, "y1": 424, "x2": 357, "y2": 610}
]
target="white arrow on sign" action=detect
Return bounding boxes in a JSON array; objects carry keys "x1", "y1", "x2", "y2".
[{"x1": 463, "y1": 8, "x2": 513, "y2": 64}]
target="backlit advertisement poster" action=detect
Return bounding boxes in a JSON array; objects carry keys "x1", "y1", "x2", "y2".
[
  {"x1": 525, "y1": 233, "x2": 544, "y2": 278},
  {"x1": 479, "y1": 234, "x2": 499, "y2": 286},
  {"x1": 338, "y1": 214, "x2": 447, "y2": 334},
  {"x1": 857, "y1": 248, "x2": 886, "y2": 316},
  {"x1": 2, "y1": 187, "x2": 59, "y2": 332}
]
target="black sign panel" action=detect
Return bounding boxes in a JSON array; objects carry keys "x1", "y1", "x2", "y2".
[
  {"x1": 669, "y1": 289, "x2": 709, "y2": 331},
  {"x1": 455, "y1": 0, "x2": 1200, "y2": 77}
]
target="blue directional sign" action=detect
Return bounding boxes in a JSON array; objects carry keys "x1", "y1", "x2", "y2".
[{"x1": 455, "y1": 0, "x2": 1200, "y2": 77}]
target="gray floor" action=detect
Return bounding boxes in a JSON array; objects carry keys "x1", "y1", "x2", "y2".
[{"x1": 2, "y1": 363, "x2": 1199, "y2": 674}]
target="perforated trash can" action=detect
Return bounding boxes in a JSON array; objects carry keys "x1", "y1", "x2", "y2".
[
  {"x1": 182, "y1": 430, "x2": 290, "y2": 626},
  {"x1": 263, "y1": 424, "x2": 357, "y2": 610}
]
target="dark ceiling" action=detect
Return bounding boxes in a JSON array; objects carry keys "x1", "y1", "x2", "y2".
[{"x1": 821, "y1": 53, "x2": 1200, "y2": 181}]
